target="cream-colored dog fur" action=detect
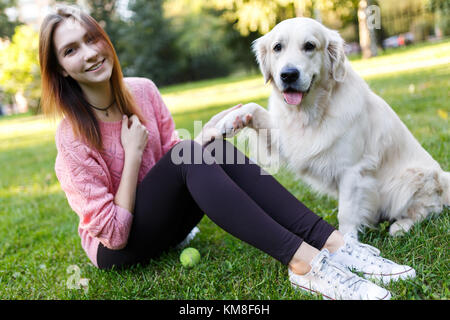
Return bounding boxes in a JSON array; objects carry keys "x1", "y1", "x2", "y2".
[{"x1": 215, "y1": 17, "x2": 449, "y2": 237}]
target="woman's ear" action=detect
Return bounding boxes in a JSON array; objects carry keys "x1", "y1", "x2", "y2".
[
  {"x1": 252, "y1": 34, "x2": 272, "y2": 84},
  {"x1": 326, "y1": 29, "x2": 346, "y2": 82}
]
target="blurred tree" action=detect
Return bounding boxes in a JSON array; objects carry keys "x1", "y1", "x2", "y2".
[
  {"x1": 171, "y1": 9, "x2": 236, "y2": 80},
  {"x1": 86, "y1": 0, "x2": 125, "y2": 49},
  {"x1": 379, "y1": 0, "x2": 434, "y2": 40},
  {"x1": 207, "y1": 0, "x2": 304, "y2": 36},
  {"x1": 427, "y1": 0, "x2": 450, "y2": 36},
  {"x1": 118, "y1": 0, "x2": 182, "y2": 86},
  {"x1": 0, "y1": 25, "x2": 40, "y2": 113},
  {"x1": 0, "y1": 0, "x2": 21, "y2": 39},
  {"x1": 207, "y1": 0, "x2": 363, "y2": 42},
  {"x1": 165, "y1": 0, "x2": 254, "y2": 80}
]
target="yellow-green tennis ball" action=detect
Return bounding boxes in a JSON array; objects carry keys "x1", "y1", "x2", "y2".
[{"x1": 180, "y1": 247, "x2": 201, "y2": 268}]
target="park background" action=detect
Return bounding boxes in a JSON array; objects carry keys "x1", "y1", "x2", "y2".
[{"x1": 0, "y1": 0, "x2": 449, "y2": 299}]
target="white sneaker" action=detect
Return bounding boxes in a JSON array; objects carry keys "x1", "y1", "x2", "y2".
[
  {"x1": 176, "y1": 226, "x2": 200, "y2": 249},
  {"x1": 331, "y1": 233, "x2": 416, "y2": 284},
  {"x1": 289, "y1": 249, "x2": 391, "y2": 300}
]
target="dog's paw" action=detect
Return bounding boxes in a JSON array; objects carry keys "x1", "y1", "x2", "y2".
[
  {"x1": 389, "y1": 219, "x2": 413, "y2": 237},
  {"x1": 215, "y1": 109, "x2": 252, "y2": 138},
  {"x1": 389, "y1": 224, "x2": 405, "y2": 237},
  {"x1": 197, "y1": 126, "x2": 222, "y2": 145}
]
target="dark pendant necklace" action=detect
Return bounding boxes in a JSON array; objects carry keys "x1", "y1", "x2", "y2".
[{"x1": 87, "y1": 100, "x2": 115, "y2": 117}]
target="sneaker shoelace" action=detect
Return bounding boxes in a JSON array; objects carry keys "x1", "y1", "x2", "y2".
[
  {"x1": 176, "y1": 227, "x2": 200, "y2": 249},
  {"x1": 315, "y1": 254, "x2": 365, "y2": 297},
  {"x1": 346, "y1": 233, "x2": 381, "y2": 255},
  {"x1": 345, "y1": 239, "x2": 393, "y2": 269}
]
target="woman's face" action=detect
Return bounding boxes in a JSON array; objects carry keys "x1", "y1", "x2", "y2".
[{"x1": 53, "y1": 18, "x2": 113, "y2": 86}]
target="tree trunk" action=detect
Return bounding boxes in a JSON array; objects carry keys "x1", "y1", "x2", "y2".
[
  {"x1": 293, "y1": 0, "x2": 305, "y2": 17},
  {"x1": 358, "y1": 0, "x2": 378, "y2": 58}
]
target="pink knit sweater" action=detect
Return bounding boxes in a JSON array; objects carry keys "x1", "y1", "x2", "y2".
[{"x1": 55, "y1": 77, "x2": 181, "y2": 267}]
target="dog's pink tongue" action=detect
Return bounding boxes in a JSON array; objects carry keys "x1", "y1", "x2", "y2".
[{"x1": 283, "y1": 92, "x2": 303, "y2": 105}]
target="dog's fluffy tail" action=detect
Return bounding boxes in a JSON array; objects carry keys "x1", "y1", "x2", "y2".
[{"x1": 440, "y1": 171, "x2": 450, "y2": 206}]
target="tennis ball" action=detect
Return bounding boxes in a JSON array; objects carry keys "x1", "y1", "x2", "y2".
[{"x1": 180, "y1": 247, "x2": 201, "y2": 268}]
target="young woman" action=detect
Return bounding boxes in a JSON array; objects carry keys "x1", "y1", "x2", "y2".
[{"x1": 39, "y1": 5, "x2": 415, "y2": 300}]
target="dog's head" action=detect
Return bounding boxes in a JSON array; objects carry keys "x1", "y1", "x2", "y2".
[{"x1": 253, "y1": 17, "x2": 346, "y2": 106}]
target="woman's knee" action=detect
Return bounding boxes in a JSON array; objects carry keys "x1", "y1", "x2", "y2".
[
  {"x1": 171, "y1": 139, "x2": 243, "y2": 165},
  {"x1": 170, "y1": 139, "x2": 205, "y2": 165},
  {"x1": 205, "y1": 139, "x2": 246, "y2": 165},
  {"x1": 179, "y1": 139, "x2": 200, "y2": 147}
]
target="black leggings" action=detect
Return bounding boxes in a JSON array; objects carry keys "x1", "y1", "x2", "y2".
[{"x1": 97, "y1": 139, "x2": 335, "y2": 270}]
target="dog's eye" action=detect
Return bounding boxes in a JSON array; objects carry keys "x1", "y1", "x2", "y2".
[
  {"x1": 304, "y1": 41, "x2": 316, "y2": 51},
  {"x1": 273, "y1": 43, "x2": 282, "y2": 52}
]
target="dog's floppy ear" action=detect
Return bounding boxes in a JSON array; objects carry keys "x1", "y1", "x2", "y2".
[
  {"x1": 326, "y1": 29, "x2": 346, "y2": 82},
  {"x1": 252, "y1": 35, "x2": 272, "y2": 83}
]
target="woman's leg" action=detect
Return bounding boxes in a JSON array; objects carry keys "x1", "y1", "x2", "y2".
[
  {"x1": 204, "y1": 139, "x2": 336, "y2": 250},
  {"x1": 96, "y1": 167, "x2": 204, "y2": 269},
  {"x1": 97, "y1": 140, "x2": 304, "y2": 269}
]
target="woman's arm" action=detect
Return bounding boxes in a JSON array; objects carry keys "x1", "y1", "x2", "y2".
[
  {"x1": 114, "y1": 152, "x2": 141, "y2": 214},
  {"x1": 116, "y1": 114, "x2": 149, "y2": 214}
]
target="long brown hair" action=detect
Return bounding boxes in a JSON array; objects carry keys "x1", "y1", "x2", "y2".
[{"x1": 39, "y1": 5, "x2": 145, "y2": 150}]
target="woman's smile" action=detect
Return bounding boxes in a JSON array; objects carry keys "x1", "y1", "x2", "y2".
[{"x1": 86, "y1": 58, "x2": 106, "y2": 72}]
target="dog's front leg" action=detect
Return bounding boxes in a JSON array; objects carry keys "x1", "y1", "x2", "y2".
[
  {"x1": 215, "y1": 103, "x2": 271, "y2": 137},
  {"x1": 215, "y1": 103, "x2": 278, "y2": 155},
  {"x1": 337, "y1": 169, "x2": 380, "y2": 238},
  {"x1": 214, "y1": 102, "x2": 279, "y2": 170}
]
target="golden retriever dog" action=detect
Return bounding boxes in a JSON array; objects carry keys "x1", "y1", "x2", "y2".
[{"x1": 215, "y1": 17, "x2": 449, "y2": 237}]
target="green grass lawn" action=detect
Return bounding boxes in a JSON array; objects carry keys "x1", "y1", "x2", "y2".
[{"x1": 0, "y1": 40, "x2": 449, "y2": 300}]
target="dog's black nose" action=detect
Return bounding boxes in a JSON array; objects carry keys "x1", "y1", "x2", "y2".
[{"x1": 280, "y1": 68, "x2": 299, "y2": 83}]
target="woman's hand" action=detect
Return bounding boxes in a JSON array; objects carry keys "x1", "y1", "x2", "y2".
[
  {"x1": 121, "y1": 115, "x2": 149, "y2": 161},
  {"x1": 195, "y1": 104, "x2": 246, "y2": 145}
]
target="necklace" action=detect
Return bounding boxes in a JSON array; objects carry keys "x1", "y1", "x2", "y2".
[{"x1": 87, "y1": 100, "x2": 115, "y2": 117}]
